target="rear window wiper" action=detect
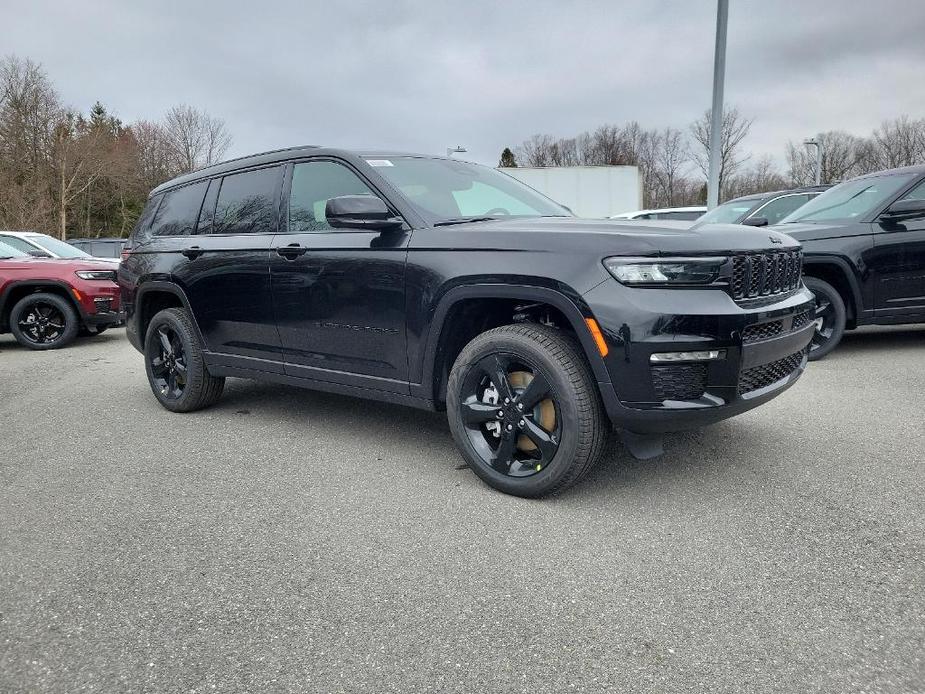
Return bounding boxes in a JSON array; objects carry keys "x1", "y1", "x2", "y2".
[{"x1": 433, "y1": 216, "x2": 498, "y2": 227}]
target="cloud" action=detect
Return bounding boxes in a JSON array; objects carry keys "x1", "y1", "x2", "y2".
[{"x1": 2, "y1": 0, "x2": 923, "y2": 169}]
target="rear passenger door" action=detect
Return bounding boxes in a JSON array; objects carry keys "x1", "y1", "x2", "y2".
[
  {"x1": 168, "y1": 165, "x2": 286, "y2": 369},
  {"x1": 871, "y1": 176, "x2": 925, "y2": 316},
  {"x1": 270, "y1": 158, "x2": 411, "y2": 391}
]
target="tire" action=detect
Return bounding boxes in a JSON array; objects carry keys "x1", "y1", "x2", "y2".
[
  {"x1": 144, "y1": 307, "x2": 225, "y2": 412},
  {"x1": 9, "y1": 292, "x2": 79, "y2": 350},
  {"x1": 804, "y1": 277, "x2": 847, "y2": 361},
  {"x1": 446, "y1": 323, "x2": 608, "y2": 498}
]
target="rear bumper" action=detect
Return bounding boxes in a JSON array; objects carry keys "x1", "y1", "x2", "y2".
[{"x1": 584, "y1": 279, "x2": 815, "y2": 433}]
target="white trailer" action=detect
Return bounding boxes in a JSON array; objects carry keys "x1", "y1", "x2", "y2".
[{"x1": 498, "y1": 165, "x2": 641, "y2": 219}]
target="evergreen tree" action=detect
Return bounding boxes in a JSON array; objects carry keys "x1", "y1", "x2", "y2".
[{"x1": 498, "y1": 147, "x2": 517, "y2": 167}]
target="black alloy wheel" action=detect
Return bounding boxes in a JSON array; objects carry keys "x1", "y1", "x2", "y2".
[
  {"x1": 149, "y1": 323, "x2": 188, "y2": 400},
  {"x1": 9, "y1": 292, "x2": 79, "y2": 350},
  {"x1": 458, "y1": 353, "x2": 562, "y2": 478},
  {"x1": 447, "y1": 323, "x2": 607, "y2": 498},
  {"x1": 804, "y1": 276, "x2": 846, "y2": 361}
]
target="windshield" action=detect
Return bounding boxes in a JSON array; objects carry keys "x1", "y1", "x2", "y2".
[
  {"x1": 697, "y1": 198, "x2": 760, "y2": 224},
  {"x1": 0, "y1": 239, "x2": 29, "y2": 258},
  {"x1": 29, "y1": 234, "x2": 91, "y2": 258},
  {"x1": 780, "y1": 174, "x2": 917, "y2": 223},
  {"x1": 366, "y1": 157, "x2": 569, "y2": 223}
]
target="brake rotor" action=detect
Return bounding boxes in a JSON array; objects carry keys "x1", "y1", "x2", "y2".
[{"x1": 508, "y1": 371, "x2": 556, "y2": 452}]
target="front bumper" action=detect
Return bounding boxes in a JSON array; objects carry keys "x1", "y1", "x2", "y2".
[{"x1": 583, "y1": 279, "x2": 815, "y2": 434}]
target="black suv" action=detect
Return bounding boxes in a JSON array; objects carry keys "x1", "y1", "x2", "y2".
[
  {"x1": 119, "y1": 147, "x2": 814, "y2": 497},
  {"x1": 769, "y1": 165, "x2": 925, "y2": 358},
  {"x1": 695, "y1": 185, "x2": 830, "y2": 228}
]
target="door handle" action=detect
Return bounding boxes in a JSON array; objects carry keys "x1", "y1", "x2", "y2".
[
  {"x1": 181, "y1": 246, "x2": 203, "y2": 259},
  {"x1": 276, "y1": 243, "x2": 308, "y2": 259}
]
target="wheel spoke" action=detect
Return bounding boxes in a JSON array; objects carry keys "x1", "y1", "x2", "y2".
[
  {"x1": 460, "y1": 398, "x2": 500, "y2": 426},
  {"x1": 814, "y1": 299, "x2": 830, "y2": 316},
  {"x1": 522, "y1": 418, "x2": 558, "y2": 461},
  {"x1": 517, "y1": 373, "x2": 550, "y2": 410},
  {"x1": 479, "y1": 354, "x2": 514, "y2": 401},
  {"x1": 490, "y1": 434, "x2": 517, "y2": 472},
  {"x1": 157, "y1": 327, "x2": 173, "y2": 355},
  {"x1": 173, "y1": 358, "x2": 187, "y2": 375},
  {"x1": 150, "y1": 356, "x2": 168, "y2": 376}
]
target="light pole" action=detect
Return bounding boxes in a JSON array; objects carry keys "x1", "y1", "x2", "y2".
[
  {"x1": 804, "y1": 136, "x2": 824, "y2": 185},
  {"x1": 706, "y1": 0, "x2": 729, "y2": 210},
  {"x1": 446, "y1": 146, "x2": 467, "y2": 158}
]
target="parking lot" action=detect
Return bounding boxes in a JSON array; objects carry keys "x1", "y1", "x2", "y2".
[{"x1": 1, "y1": 326, "x2": 923, "y2": 693}]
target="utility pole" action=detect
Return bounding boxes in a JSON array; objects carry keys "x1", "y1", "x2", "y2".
[
  {"x1": 706, "y1": 0, "x2": 728, "y2": 210},
  {"x1": 804, "y1": 136, "x2": 824, "y2": 185}
]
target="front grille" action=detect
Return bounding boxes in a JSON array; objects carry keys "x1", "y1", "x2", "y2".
[
  {"x1": 791, "y1": 308, "x2": 813, "y2": 331},
  {"x1": 738, "y1": 350, "x2": 805, "y2": 395},
  {"x1": 742, "y1": 320, "x2": 783, "y2": 344},
  {"x1": 652, "y1": 364, "x2": 707, "y2": 401},
  {"x1": 730, "y1": 250, "x2": 802, "y2": 301}
]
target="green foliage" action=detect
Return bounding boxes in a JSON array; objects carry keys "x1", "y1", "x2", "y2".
[{"x1": 499, "y1": 147, "x2": 517, "y2": 168}]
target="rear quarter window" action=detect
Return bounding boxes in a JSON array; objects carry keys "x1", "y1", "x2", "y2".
[{"x1": 148, "y1": 181, "x2": 209, "y2": 237}]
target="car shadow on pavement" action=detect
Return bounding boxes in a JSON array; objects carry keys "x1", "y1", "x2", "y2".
[
  {"x1": 211, "y1": 377, "x2": 740, "y2": 501},
  {"x1": 835, "y1": 325, "x2": 925, "y2": 355}
]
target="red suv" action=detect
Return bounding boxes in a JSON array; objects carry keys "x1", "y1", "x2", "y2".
[{"x1": 0, "y1": 239, "x2": 122, "y2": 350}]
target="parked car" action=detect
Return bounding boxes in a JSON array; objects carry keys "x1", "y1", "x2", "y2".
[
  {"x1": 694, "y1": 186, "x2": 830, "y2": 228},
  {"x1": 0, "y1": 239, "x2": 122, "y2": 349},
  {"x1": 0, "y1": 230, "x2": 120, "y2": 267},
  {"x1": 771, "y1": 165, "x2": 925, "y2": 359},
  {"x1": 67, "y1": 236, "x2": 127, "y2": 259},
  {"x1": 120, "y1": 146, "x2": 814, "y2": 498},
  {"x1": 611, "y1": 206, "x2": 706, "y2": 221}
]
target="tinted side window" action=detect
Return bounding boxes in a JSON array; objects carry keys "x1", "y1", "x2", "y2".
[
  {"x1": 897, "y1": 178, "x2": 925, "y2": 202},
  {"x1": 132, "y1": 194, "x2": 162, "y2": 239},
  {"x1": 665, "y1": 211, "x2": 702, "y2": 221},
  {"x1": 148, "y1": 182, "x2": 208, "y2": 237},
  {"x1": 289, "y1": 161, "x2": 380, "y2": 232},
  {"x1": 212, "y1": 167, "x2": 282, "y2": 235},
  {"x1": 751, "y1": 194, "x2": 812, "y2": 225}
]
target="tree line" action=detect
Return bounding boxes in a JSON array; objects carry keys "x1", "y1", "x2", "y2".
[
  {"x1": 501, "y1": 110, "x2": 925, "y2": 209},
  {"x1": 0, "y1": 55, "x2": 231, "y2": 239}
]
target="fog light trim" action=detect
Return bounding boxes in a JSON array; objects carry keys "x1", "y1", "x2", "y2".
[{"x1": 649, "y1": 350, "x2": 726, "y2": 363}]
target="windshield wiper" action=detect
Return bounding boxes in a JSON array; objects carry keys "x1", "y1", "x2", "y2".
[{"x1": 433, "y1": 216, "x2": 499, "y2": 227}]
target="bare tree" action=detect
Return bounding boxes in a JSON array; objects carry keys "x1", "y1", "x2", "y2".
[
  {"x1": 689, "y1": 106, "x2": 752, "y2": 200},
  {"x1": 163, "y1": 104, "x2": 232, "y2": 173},
  {"x1": 650, "y1": 127, "x2": 690, "y2": 206},
  {"x1": 870, "y1": 116, "x2": 925, "y2": 170}
]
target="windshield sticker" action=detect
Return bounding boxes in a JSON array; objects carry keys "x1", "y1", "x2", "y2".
[{"x1": 366, "y1": 159, "x2": 394, "y2": 167}]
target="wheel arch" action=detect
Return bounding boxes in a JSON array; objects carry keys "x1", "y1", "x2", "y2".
[
  {"x1": 802, "y1": 257, "x2": 862, "y2": 327},
  {"x1": 0, "y1": 280, "x2": 84, "y2": 331},
  {"x1": 135, "y1": 281, "x2": 206, "y2": 346},
  {"x1": 415, "y1": 283, "x2": 610, "y2": 407}
]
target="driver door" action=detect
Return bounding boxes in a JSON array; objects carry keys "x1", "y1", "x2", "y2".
[
  {"x1": 270, "y1": 159, "x2": 411, "y2": 392},
  {"x1": 871, "y1": 176, "x2": 925, "y2": 316}
]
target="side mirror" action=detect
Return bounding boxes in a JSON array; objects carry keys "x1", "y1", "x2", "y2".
[
  {"x1": 27, "y1": 249, "x2": 52, "y2": 257},
  {"x1": 742, "y1": 216, "x2": 768, "y2": 227},
  {"x1": 326, "y1": 195, "x2": 404, "y2": 231},
  {"x1": 881, "y1": 198, "x2": 925, "y2": 222}
]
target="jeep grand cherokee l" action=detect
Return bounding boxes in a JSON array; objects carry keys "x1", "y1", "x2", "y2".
[
  {"x1": 0, "y1": 239, "x2": 122, "y2": 349},
  {"x1": 119, "y1": 146, "x2": 815, "y2": 497},
  {"x1": 773, "y1": 165, "x2": 925, "y2": 359}
]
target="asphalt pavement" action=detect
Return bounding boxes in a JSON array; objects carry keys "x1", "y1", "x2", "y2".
[{"x1": 1, "y1": 326, "x2": 923, "y2": 693}]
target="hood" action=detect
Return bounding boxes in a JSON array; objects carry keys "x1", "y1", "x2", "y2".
[
  {"x1": 438, "y1": 217, "x2": 800, "y2": 255},
  {"x1": 769, "y1": 220, "x2": 867, "y2": 241}
]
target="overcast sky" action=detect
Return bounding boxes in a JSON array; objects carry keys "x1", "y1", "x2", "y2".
[{"x1": 2, "y1": 0, "x2": 924, "y2": 168}]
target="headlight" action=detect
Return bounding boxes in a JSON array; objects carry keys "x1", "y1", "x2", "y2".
[
  {"x1": 603, "y1": 256, "x2": 727, "y2": 286},
  {"x1": 75, "y1": 269, "x2": 117, "y2": 281}
]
